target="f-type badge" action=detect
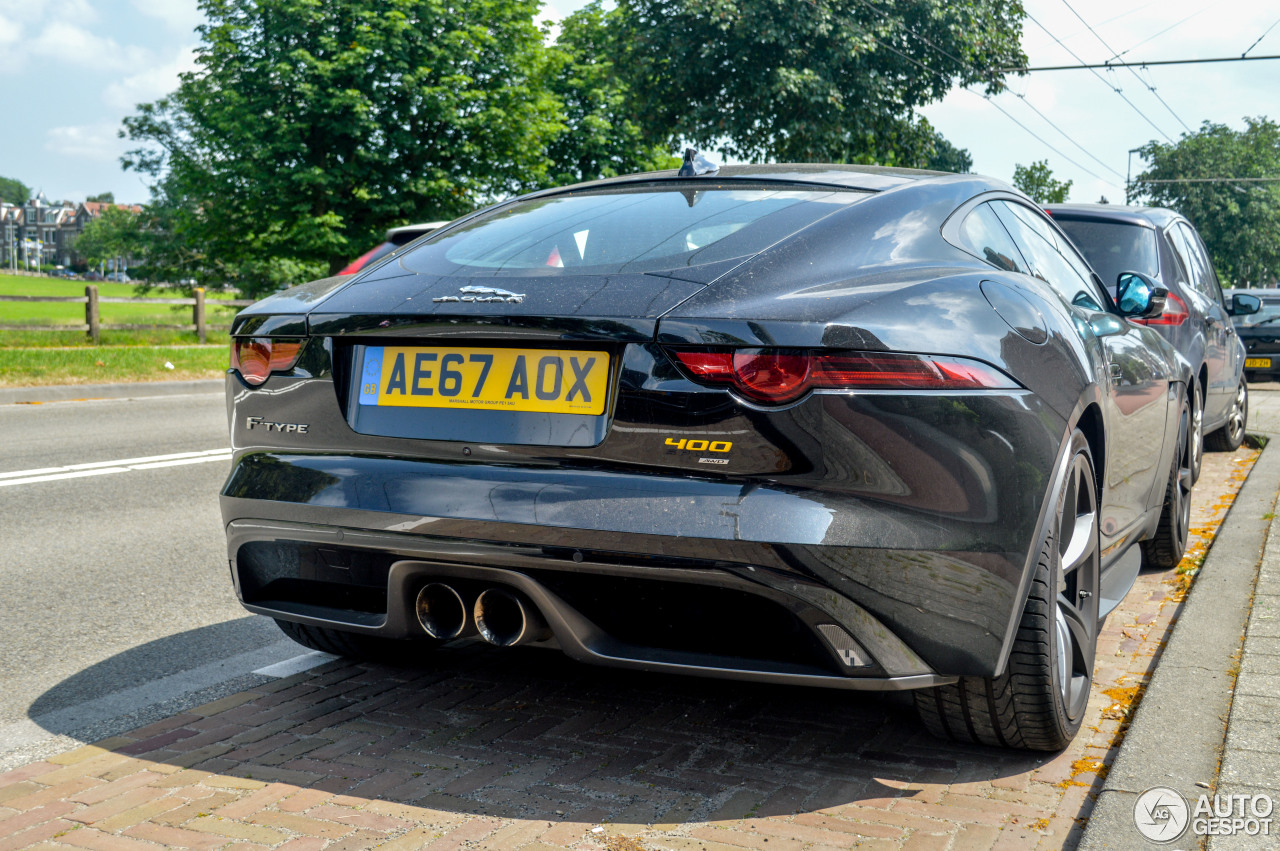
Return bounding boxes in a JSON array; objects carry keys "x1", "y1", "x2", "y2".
[{"x1": 433, "y1": 286, "x2": 526, "y2": 304}]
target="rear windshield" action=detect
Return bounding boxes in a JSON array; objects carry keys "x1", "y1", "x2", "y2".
[
  {"x1": 1054, "y1": 219, "x2": 1159, "y2": 287},
  {"x1": 394, "y1": 185, "x2": 866, "y2": 278}
]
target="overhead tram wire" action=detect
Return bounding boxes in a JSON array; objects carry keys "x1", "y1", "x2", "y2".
[
  {"x1": 1009, "y1": 54, "x2": 1280, "y2": 71},
  {"x1": 865, "y1": 35, "x2": 1119, "y2": 188},
  {"x1": 1024, "y1": 10, "x2": 1175, "y2": 143},
  {"x1": 1132, "y1": 175, "x2": 1280, "y2": 201},
  {"x1": 1057, "y1": 0, "x2": 1192, "y2": 135},
  {"x1": 851, "y1": 0, "x2": 1124, "y2": 181},
  {"x1": 1242, "y1": 15, "x2": 1280, "y2": 58},
  {"x1": 1132, "y1": 65, "x2": 1193, "y2": 135},
  {"x1": 1105, "y1": 4, "x2": 1211, "y2": 64},
  {"x1": 1139, "y1": 177, "x2": 1280, "y2": 183},
  {"x1": 1087, "y1": 0, "x2": 1163, "y2": 33},
  {"x1": 973, "y1": 93, "x2": 1119, "y2": 188}
]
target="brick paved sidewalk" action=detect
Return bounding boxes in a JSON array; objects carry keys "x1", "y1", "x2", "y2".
[
  {"x1": 0, "y1": 447, "x2": 1259, "y2": 851},
  {"x1": 1210, "y1": 498, "x2": 1280, "y2": 850}
]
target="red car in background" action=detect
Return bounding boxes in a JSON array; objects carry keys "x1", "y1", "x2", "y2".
[{"x1": 338, "y1": 222, "x2": 449, "y2": 275}]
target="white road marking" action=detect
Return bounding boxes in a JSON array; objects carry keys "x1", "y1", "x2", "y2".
[
  {"x1": 0, "y1": 468, "x2": 132, "y2": 487},
  {"x1": 129, "y1": 456, "x2": 233, "y2": 471},
  {"x1": 252, "y1": 652, "x2": 340, "y2": 678},
  {"x1": 0, "y1": 449, "x2": 232, "y2": 488}
]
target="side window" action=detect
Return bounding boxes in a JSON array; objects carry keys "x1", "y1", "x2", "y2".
[
  {"x1": 1160, "y1": 227, "x2": 1191, "y2": 287},
  {"x1": 991, "y1": 201, "x2": 1106, "y2": 312},
  {"x1": 1167, "y1": 224, "x2": 1206, "y2": 297},
  {"x1": 957, "y1": 203, "x2": 1026, "y2": 273},
  {"x1": 1002, "y1": 202, "x2": 1104, "y2": 293},
  {"x1": 1179, "y1": 223, "x2": 1223, "y2": 303}
]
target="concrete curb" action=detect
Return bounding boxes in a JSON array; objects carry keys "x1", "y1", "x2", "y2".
[
  {"x1": 1078, "y1": 441, "x2": 1280, "y2": 850},
  {"x1": 0, "y1": 379, "x2": 224, "y2": 405}
]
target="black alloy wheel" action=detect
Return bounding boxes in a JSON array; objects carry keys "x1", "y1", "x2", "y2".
[
  {"x1": 1142, "y1": 396, "x2": 1192, "y2": 569},
  {"x1": 1205, "y1": 379, "x2": 1248, "y2": 452},
  {"x1": 915, "y1": 429, "x2": 1100, "y2": 750}
]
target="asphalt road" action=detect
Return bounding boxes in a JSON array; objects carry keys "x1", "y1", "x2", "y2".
[
  {"x1": 0, "y1": 388, "x2": 307, "y2": 770},
  {"x1": 2, "y1": 380, "x2": 1278, "y2": 776}
]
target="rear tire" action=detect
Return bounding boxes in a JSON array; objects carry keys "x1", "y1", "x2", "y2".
[
  {"x1": 274, "y1": 619, "x2": 439, "y2": 664},
  {"x1": 914, "y1": 429, "x2": 1099, "y2": 751},
  {"x1": 1205, "y1": 379, "x2": 1247, "y2": 451},
  {"x1": 1141, "y1": 395, "x2": 1192, "y2": 569}
]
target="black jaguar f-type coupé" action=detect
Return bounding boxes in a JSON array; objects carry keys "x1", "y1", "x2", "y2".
[{"x1": 221, "y1": 164, "x2": 1195, "y2": 750}]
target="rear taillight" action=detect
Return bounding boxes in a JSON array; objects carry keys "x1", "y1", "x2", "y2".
[
  {"x1": 1130, "y1": 292, "x2": 1190, "y2": 326},
  {"x1": 671, "y1": 348, "x2": 1017, "y2": 405},
  {"x1": 231, "y1": 338, "x2": 305, "y2": 385}
]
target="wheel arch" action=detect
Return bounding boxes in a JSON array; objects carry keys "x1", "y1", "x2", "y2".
[
  {"x1": 993, "y1": 405, "x2": 1100, "y2": 678},
  {"x1": 1073, "y1": 402, "x2": 1105, "y2": 500}
]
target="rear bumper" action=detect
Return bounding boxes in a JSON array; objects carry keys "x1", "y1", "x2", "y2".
[
  {"x1": 220, "y1": 442, "x2": 1058, "y2": 687},
  {"x1": 226, "y1": 519, "x2": 953, "y2": 691}
]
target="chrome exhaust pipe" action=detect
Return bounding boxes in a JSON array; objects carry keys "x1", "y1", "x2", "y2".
[
  {"x1": 415, "y1": 583, "x2": 470, "y2": 640},
  {"x1": 474, "y1": 588, "x2": 551, "y2": 647}
]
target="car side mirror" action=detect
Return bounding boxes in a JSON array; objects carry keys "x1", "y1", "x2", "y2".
[
  {"x1": 1116, "y1": 271, "x2": 1167, "y2": 318},
  {"x1": 1231, "y1": 293, "x2": 1261, "y2": 316}
]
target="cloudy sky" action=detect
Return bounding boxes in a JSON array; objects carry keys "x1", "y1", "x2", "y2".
[{"x1": 0, "y1": 0, "x2": 1276, "y2": 205}]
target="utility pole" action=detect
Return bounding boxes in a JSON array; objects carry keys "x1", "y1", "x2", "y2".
[{"x1": 1126, "y1": 148, "x2": 1143, "y2": 205}]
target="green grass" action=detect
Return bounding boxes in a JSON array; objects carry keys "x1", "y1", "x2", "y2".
[
  {"x1": 0, "y1": 273, "x2": 246, "y2": 341},
  {"x1": 0, "y1": 273, "x2": 244, "y2": 300},
  {"x1": 0, "y1": 274, "x2": 245, "y2": 383},
  {"x1": 0, "y1": 328, "x2": 229, "y2": 347},
  {"x1": 0, "y1": 344, "x2": 230, "y2": 386}
]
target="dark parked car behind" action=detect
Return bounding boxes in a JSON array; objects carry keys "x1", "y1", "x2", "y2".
[
  {"x1": 1224, "y1": 288, "x2": 1280, "y2": 382},
  {"x1": 224, "y1": 165, "x2": 1195, "y2": 750},
  {"x1": 1047, "y1": 204, "x2": 1256, "y2": 473}
]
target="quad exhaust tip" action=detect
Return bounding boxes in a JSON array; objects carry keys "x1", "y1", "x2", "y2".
[
  {"x1": 415, "y1": 583, "x2": 469, "y2": 640},
  {"x1": 474, "y1": 588, "x2": 552, "y2": 647}
]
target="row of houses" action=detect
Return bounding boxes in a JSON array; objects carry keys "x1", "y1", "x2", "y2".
[{"x1": 0, "y1": 193, "x2": 141, "y2": 269}]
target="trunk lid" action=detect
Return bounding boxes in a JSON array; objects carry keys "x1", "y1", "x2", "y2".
[{"x1": 307, "y1": 266, "x2": 708, "y2": 342}]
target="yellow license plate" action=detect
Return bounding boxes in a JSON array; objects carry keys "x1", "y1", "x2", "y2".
[
  {"x1": 358, "y1": 346, "x2": 609, "y2": 415},
  {"x1": 1246, "y1": 357, "x2": 1271, "y2": 369}
]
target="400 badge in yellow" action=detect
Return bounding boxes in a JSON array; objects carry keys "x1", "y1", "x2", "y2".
[{"x1": 358, "y1": 346, "x2": 610, "y2": 415}]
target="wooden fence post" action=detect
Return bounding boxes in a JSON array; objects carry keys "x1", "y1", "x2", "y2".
[
  {"x1": 194, "y1": 287, "x2": 207, "y2": 344},
  {"x1": 85, "y1": 284, "x2": 100, "y2": 344}
]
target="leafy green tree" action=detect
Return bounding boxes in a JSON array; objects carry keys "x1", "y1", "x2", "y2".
[
  {"x1": 612, "y1": 0, "x2": 1025, "y2": 164},
  {"x1": 122, "y1": 0, "x2": 562, "y2": 294},
  {"x1": 924, "y1": 128, "x2": 973, "y2": 173},
  {"x1": 131, "y1": 182, "x2": 331, "y2": 294},
  {"x1": 1012, "y1": 160, "x2": 1072, "y2": 203},
  {"x1": 0, "y1": 176, "x2": 29, "y2": 205},
  {"x1": 74, "y1": 206, "x2": 146, "y2": 267},
  {"x1": 1131, "y1": 117, "x2": 1280, "y2": 287},
  {"x1": 541, "y1": 1, "x2": 678, "y2": 186},
  {"x1": 85, "y1": 192, "x2": 115, "y2": 203}
]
